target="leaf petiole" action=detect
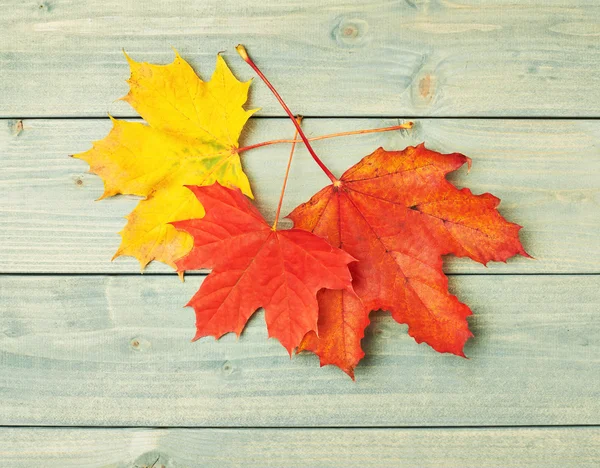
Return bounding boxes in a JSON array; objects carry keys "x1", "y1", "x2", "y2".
[
  {"x1": 236, "y1": 122, "x2": 414, "y2": 154},
  {"x1": 273, "y1": 116, "x2": 302, "y2": 231},
  {"x1": 236, "y1": 44, "x2": 338, "y2": 183}
]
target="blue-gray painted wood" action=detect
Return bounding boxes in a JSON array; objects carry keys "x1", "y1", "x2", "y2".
[
  {"x1": 1, "y1": 427, "x2": 599, "y2": 467},
  {"x1": 2, "y1": 118, "x2": 599, "y2": 274},
  {"x1": 0, "y1": 275, "x2": 597, "y2": 426},
  {"x1": 1, "y1": 0, "x2": 599, "y2": 117},
  {"x1": 1, "y1": 0, "x2": 598, "y2": 462}
]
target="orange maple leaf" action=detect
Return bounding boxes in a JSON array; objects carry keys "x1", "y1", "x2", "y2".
[
  {"x1": 290, "y1": 144, "x2": 530, "y2": 377},
  {"x1": 235, "y1": 45, "x2": 530, "y2": 377}
]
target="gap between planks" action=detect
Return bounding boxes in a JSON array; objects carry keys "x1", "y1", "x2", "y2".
[
  {"x1": 1, "y1": 424, "x2": 599, "y2": 430},
  {"x1": 4, "y1": 116, "x2": 600, "y2": 120},
  {"x1": 0, "y1": 273, "x2": 599, "y2": 277}
]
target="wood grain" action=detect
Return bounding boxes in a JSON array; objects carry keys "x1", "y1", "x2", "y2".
[
  {"x1": 2, "y1": 0, "x2": 598, "y2": 462},
  {"x1": 2, "y1": 118, "x2": 599, "y2": 274},
  {"x1": 1, "y1": 1, "x2": 599, "y2": 117},
  {"x1": 1, "y1": 427, "x2": 599, "y2": 467},
  {"x1": 0, "y1": 275, "x2": 597, "y2": 426}
]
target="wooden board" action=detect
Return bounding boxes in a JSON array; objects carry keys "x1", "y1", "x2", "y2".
[
  {"x1": 2, "y1": 427, "x2": 599, "y2": 467},
  {"x1": 2, "y1": 0, "x2": 600, "y2": 117},
  {"x1": 2, "y1": 0, "x2": 598, "y2": 464},
  {"x1": 0, "y1": 274, "x2": 597, "y2": 427},
  {"x1": 2, "y1": 117, "x2": 599, "y2": 274}
]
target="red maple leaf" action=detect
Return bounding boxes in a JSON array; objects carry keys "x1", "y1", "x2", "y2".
[
  {"x1": 290, "y1": 144, "x2": 530, "y2": 377},
  {"x1": 172, "y1": 183, "x2": 356, "y2": 354}
]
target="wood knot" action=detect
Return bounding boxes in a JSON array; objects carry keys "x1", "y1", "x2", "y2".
[
  {"x1": 411, "y1": 70, "x2": 437, "y2": 108},
  {"x1": 38, "y1": 1, "x2": 52, "y2": 13},
  {"x1": 419, "y1": 74, "x2": 434, "y2": 100},
  {"x1": 130, "y1": 336, "x2": 151, "y2": 351},
  {"x1": 8, "y1": 120, "x2": 23, "y2": 137},
  {"x1": 221, "y1": 360, "x2": 234, "y2": 376},
  {"x1": 333, "y1": 17, "x2": 370, "y2": 47}
]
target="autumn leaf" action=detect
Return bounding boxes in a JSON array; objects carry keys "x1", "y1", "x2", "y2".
[
  {"x1": 231, "y1": 44, "x2": 530, "y2": 377},
  {"x1": 172, "y1": 183, "x2": 356, "y2": 354},
  {"x1": 73, "y1": 51, "x2": 257, "y2": 273},
  {"x1": 291, "y1": 144, "x2": 530, "y2": 376},
  {"x1": 299, "y1": 288, "x2": 370, "y2": 379}
]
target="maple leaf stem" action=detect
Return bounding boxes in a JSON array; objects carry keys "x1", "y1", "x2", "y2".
[
  {"x1": 236, "y1": 44, "x2": 338, "y2": 183},
  {"x1": 236, "y1": 122, "x2": 414, "y2": 154},
  {"x1": 273, "y1": 117, "x2": 302, "y2": 231}
]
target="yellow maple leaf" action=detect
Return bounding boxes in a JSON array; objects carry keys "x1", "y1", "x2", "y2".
[{"x1": 74, "y1": 51, "x2": 257, "y2": 275}]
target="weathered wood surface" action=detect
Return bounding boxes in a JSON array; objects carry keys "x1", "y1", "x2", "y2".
[
  {"x1": 2, "y1": 118, "x2": 599, "y2": 274},
  {"x1": 1, "y1": 0, "x2": 600, "y2": 117},
  {"x1": 1, "y1": 0, "x2": 598, "y2": 465},
  {"x1": 0, "y1": 275, "x2": 597, "y2": 426},
  {"x1": 2, "y1": 427, "x2": 599, "y2": 467}
]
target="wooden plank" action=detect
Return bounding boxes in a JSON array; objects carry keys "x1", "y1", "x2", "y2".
[
  {"x1": 2, "y1": 118, "x2": 599, "y2": 274},
  {"x1": 1, "y1": 1, "x2": 599, "y2": 117},
  {"x1": 1, "y1": 427, "x2": 599, "y2": 467},
  {"x1": 0, "y1": 275, "x2": 597, "y2": 426}
]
